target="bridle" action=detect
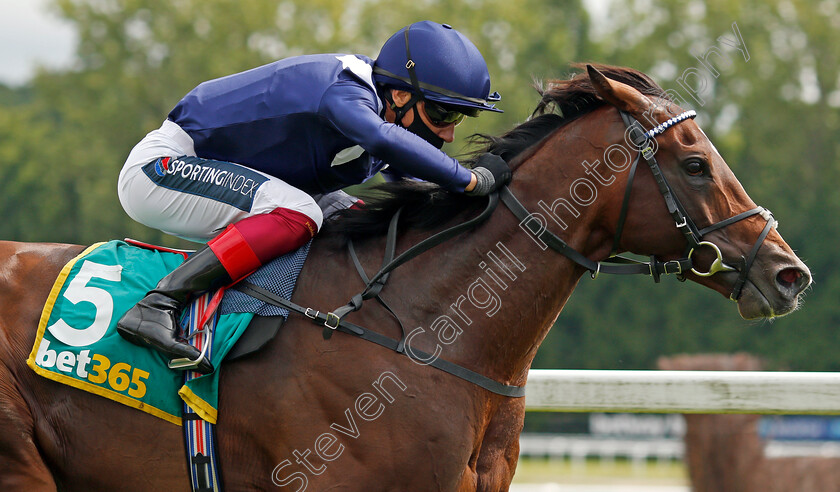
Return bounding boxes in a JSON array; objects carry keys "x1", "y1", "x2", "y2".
[{"x1": 502, "y1": 108, "x2": 778, "y2": 300}]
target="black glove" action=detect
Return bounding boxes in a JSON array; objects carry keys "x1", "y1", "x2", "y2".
[{"x1": 467, "y1": 153, "x2": 511, "y2": 196}]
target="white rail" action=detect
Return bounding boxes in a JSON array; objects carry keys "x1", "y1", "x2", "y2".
[{"x1": 525, "y1": 370, "x2": 840, "y2": 414}]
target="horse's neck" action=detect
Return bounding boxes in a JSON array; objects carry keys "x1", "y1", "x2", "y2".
[
  {"x1": 372, "y1": 166, "x2": 610, "y2": 383},
  {"x1": 415, "y1": 211, "x2": 589, "y2": 381}
]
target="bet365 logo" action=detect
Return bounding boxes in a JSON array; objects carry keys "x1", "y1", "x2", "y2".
[{"x1": 33, "y1": 260, "x2": 151, "y2": 398}]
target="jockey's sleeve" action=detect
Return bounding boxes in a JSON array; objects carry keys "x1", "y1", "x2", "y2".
[
  {"x1": 320, "y1": 78, "x2": 473, "y2": 192},
  {"x1": 380, "y1": 166, "x2": 419, "y2": 182}
]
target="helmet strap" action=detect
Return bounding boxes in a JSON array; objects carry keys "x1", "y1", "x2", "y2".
[
  {"x1": 384, "y1": 27, "x2": 425, "y2": 124},
  {"x1": 403, "y1": 26, "x2": 422, "y2": 95},
  {"x1": 383, "y1": 90, "x2": 421, "y2": 127},
  {"x1": 380, "y1": 27, "x2": 443, "y2": 149},
  {"x1": 381, "y1": 90, "x2": 444, "y2": 149}
]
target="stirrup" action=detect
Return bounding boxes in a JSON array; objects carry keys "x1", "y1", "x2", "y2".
[
  {"x1": 168, "y1": 336, "x2": 211, "y2": 371},
  {"x1": 169, "y1": 288, "x2": 225, "y2": 371}
]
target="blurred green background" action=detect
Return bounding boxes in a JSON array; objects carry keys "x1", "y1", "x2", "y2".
[{"x1": 1, "y1": 0, "x2": 837, "y2": 380}]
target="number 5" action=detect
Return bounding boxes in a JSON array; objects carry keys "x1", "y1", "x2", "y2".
[{"x1": 47, "y1": 260, "x2": 123, "y2": 347}]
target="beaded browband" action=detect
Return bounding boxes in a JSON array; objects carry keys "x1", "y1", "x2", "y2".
[{"x1": 643, "y1": 110, "x2": 697, "y2": 139}]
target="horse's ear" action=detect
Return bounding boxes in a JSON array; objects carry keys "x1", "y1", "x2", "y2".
[{"x1": 587, "y1": 64, "x2": 652, "y2": 114}]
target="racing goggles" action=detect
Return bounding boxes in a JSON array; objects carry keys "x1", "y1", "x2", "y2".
[{"x1": 423, "y1": 100, "x2": 479, "y2": 127}]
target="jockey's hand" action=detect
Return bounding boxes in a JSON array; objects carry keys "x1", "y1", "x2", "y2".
[{"x1": 466, "y1": 153, "x2": 511, "y2": 196}]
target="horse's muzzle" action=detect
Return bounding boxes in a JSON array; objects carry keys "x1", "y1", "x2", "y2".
[{"x1": 735, "y1": 259, "x2": 811, "y2": 319}]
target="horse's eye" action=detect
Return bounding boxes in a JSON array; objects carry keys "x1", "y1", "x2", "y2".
[{"x1": 685, "y1": 160, "x2": 704, "y2": 176}]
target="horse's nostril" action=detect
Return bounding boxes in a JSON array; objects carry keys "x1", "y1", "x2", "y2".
[
  {"x1": 776, "y1": 267, "x2": 809, "y2": 295},
  {"x1": 777, "y1": 268, "x2": 801, "y2": 286}
]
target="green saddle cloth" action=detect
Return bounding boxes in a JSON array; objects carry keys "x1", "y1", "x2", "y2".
[{"x1": 27, "y1": 240, "x2": 253, "y2": 425}]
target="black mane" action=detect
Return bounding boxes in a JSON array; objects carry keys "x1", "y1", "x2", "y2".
[{"x1": 324, "y1": 64, "x2": 667, "y2": 240}]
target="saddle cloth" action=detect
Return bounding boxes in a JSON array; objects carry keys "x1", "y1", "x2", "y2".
[{"x1": 26, "y1": 239, "x2": 310, "y2": 425}]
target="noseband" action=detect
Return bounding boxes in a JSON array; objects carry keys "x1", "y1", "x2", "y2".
[{"x1": 502, "y1": 109, "x2": 777, "y2": 300}]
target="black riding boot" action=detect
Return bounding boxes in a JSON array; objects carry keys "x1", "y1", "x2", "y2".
[{"x1": 116, "y1": 245, "x2": 231, "y2": 373}]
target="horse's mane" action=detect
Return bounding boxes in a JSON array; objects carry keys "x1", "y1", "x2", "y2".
[{"x1": 325, "y1": 63, "x2": 668, "y2": 240}]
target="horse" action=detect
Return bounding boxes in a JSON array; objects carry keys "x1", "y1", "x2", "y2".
[
  {"x1": 658, "y1": 354, "x2": 840, "y2": 492},
  {"x1": 0, "y1": 64, "x2": 811, "y2": 491}
]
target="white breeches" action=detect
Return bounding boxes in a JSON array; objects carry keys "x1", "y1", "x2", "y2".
[{"x1": 117, "y1": 120, "x2": 327, "y2": 243}]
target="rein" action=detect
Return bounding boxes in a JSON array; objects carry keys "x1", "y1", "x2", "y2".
[
  {"x1": 234, "y1": 195, "x2": 529, "y2": 398},
  {"x1": 235, "y1": 108, "x2": 776, "y2": 399}
]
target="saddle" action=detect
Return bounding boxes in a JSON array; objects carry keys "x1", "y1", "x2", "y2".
[
  {"x1": 226, "y1": 315, "x2": 281, "y2": 360},
  {"x1": 116, "y1": 238, "x2": 300, "y2": 364}
]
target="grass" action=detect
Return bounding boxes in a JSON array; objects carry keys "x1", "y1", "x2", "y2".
[{"x1": 512, "y1": 457, "x2": 689, "y2": 486}]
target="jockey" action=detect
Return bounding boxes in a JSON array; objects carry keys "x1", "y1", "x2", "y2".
[{"x1": 115, "y1": 21, "x2": 511, "y2": 373}]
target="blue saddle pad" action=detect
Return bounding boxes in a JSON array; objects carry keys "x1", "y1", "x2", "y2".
[{"x1": 220, "y1": 240, "x2": 311, "y2": 317}]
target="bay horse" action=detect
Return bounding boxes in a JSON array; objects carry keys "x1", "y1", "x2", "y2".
[
  {"x1": 0, "y1": 64, "x2": 810, "y2": 491},
  {"x1": 659, "y1": 354, "x2": 840, "y2": 492}
]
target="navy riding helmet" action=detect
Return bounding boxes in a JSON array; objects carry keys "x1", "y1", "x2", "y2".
[{"x1": 373, "y1": 21, "x2": 502, "y2": 115}]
